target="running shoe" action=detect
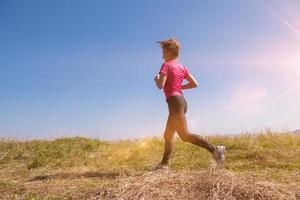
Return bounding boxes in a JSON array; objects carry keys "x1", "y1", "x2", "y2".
[{"x1": 213, "y1": 145, "x2": 226, "y2": 164}]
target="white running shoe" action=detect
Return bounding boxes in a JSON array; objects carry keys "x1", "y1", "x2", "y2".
[{"x1": 213, "y1": 145, "x2": 226, "y2": 164}]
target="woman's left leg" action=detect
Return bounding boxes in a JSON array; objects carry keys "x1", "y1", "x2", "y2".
[
  {"x1": 175, "y1": 113, "x2": 216, "y2": 153},
  {"x1": 175, "y1": 96, "x2": 216, "y2": 153}
]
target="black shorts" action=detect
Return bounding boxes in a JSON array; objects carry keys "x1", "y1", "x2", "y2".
[{"x1": 166, "y1": 95, "x2": 188, "y2": 115}]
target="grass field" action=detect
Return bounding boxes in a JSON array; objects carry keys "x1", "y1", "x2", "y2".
[{"x1": 0, "y1": 132, "x2": 299, "y2": 199}]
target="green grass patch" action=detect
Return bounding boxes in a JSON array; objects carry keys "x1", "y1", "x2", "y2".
[{"x1": 0, "y1": 133, "x2": 299, "y2": 174}]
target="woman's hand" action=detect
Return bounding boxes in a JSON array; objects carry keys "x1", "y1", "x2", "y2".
[
  {"x1": 154, "y1": 74, "x2": 160, "y2": 81},
  {"x1": 182, "y1": 73, "x2": 198, "y2": 89}
]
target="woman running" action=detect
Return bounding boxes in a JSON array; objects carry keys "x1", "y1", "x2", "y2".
[{"x1": 153, "y1": 38, "x2": 226, "y2": 170}]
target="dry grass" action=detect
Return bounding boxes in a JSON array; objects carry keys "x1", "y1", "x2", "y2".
[
  {"x1": 115, "y1": 168, "x2": 299, "y2": 200},
  {"x1": 0, "y1": 132, "x2": 299, "y2": 199},
  {"x1": 1, "y1": 167, "x2": 299, "y2": 200}
]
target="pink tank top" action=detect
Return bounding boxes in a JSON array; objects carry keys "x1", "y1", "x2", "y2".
[{"x1": 159, "y1": 60, "x2": 190, "y2": 100}]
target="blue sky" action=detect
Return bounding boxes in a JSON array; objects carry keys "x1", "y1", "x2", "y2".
[{"x1": 1, "y1": 0, "x2": 299, "y2": 140}]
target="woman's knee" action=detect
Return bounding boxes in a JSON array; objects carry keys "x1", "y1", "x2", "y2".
[{"x1": 178, "y1": 131, "x2": 191, "y2": 142}]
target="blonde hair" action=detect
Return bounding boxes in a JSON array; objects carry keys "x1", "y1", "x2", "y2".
[{"x1": 157, "y1": 38, "x2": 181, "y2": 58}]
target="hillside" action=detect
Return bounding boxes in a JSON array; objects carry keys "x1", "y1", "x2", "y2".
[
  {"x1": 0, "y1": 132, "x2": 299, "y2": 199},
  {"x1": 293, "y1": 129, "x2": 300, "y2": 134}
]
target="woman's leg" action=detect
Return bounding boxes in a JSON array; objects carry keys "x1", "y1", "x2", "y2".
[
  {"x1": 175, "y1": 113, "x2": 216, "y2": 153},
  {"x1": 174, "y1": 96, "x2": 216, "y2": 153},
  {"x1": 160, "y1": 115, "x2": 176, "y2": 165}
]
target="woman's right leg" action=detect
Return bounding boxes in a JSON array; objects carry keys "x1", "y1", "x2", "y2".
[{"x1": 160, "y1": 115, "x2": 176, "y2": 165}]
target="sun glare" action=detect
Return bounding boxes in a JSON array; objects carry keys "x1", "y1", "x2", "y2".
[{"x1": 141, "y1": 142, "x2": 146, "y2": 147}]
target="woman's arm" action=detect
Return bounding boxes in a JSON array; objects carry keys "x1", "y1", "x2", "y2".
[
  {"x1": 154, "y1": 74, "x2": 167, "y2": 89},
  {"x1": 182, "y1": 73, "x2": 198, "y2": 89}
]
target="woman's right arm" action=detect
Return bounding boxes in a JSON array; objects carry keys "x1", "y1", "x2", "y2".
[{"x1": 182, "y1": 73, "x2": 198, "y2": 89}]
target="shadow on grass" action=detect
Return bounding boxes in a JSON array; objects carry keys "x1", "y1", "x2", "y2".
[{"x1": 28, "y1": 170, "x2": 132, "y2": 182}]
